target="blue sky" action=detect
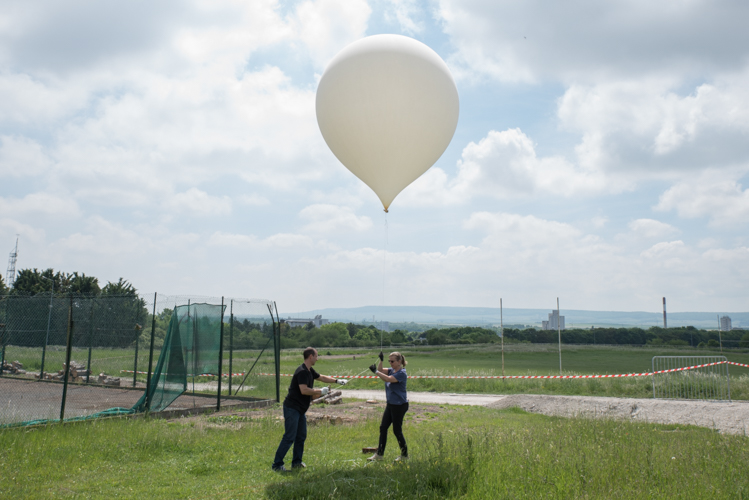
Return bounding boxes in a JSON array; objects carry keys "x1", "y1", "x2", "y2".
[{"x1": 1, "y1": 0, "x2": 748, "y2": 313}]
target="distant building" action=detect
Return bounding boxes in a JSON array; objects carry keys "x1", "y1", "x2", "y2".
[
  {"x1": 720, "y1": 316, "x2": 732, "y2": 331},
  {"x1": 285, "y1": 314, "x2": 329, "y2": 329},
  {"x1": 542, "y1": 310, "x2": 565, "y2": 331}
]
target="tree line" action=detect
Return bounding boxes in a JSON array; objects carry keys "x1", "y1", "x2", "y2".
[
  {"x1": 1, "y1": 268, "x2": 136, "y2": 297},
  {"x1": 503, "y1": 326, "x2": 749, "y2": 348},
  {"x1": 230, "y1": 322, "x2": 749, "y2": 349},
  {"x1": 1, "y1": 269, "x2": 146, "y2": 349}
]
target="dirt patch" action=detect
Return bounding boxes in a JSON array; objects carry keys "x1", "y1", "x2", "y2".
[
  {"x1": 170, "y1": 398, "x2": 453, "y2": 428},
  {"x1": 487, "y1": 394, "x2": 749, "y2": 435}
]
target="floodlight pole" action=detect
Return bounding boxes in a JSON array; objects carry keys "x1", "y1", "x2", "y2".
[{"x1": 557, "y1": 297, "x2": 562, "y2": 376}]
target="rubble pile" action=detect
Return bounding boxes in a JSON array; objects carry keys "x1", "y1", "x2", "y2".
[
  {"x1": 1, "y1": 360, "x2": 26, "y2": 374},
  {"x1": 37, "y1": 361, "x2": 92, "y2": 382},
  {"x1": 97, "y1": 373, "x2": 121, "y2": 386}
]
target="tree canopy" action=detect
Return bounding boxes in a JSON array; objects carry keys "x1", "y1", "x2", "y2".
[{"x1": 6, "y1": 269, "x2": 143, "y2": 298}]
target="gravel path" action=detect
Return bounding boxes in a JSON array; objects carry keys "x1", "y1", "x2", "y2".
[{"x1": 341, "y1": 389, "x2": 749, "y2": 435}]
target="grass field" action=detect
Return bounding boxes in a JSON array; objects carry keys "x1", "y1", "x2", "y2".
[
  {"x1": 5, "y1": 343, "x2": 749, "y2": 401},
  {"x1": 1, "y1": 403, "x2": 748, "y2": 499},
  {"x1": 286, "y1": 344, "x2": 749, "y2": 399}
]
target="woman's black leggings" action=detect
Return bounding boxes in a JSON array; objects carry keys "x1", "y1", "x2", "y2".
[{"x1": 378, "y1": 402, "x2": 409, "y2": 456}]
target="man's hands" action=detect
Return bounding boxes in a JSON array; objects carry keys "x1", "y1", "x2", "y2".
[
  {"x1": 336, "y1": 379, "x2": 348, "y2": 385},
  {"x1": 321, "y1": 386, "x2": 329, "y2": 396},
  {"x1": 369, "y1": 364, "x2": 377, "y2": 374},
  {"x1": 378, "y1": 351, "x2": 384, "y2": 362}
]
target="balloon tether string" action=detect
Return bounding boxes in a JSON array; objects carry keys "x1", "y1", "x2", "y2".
[{"x1": 381, "y1": 212, "x2": 388, "y2": 353}]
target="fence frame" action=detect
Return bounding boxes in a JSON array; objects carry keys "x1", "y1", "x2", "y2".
[
  {"x1": 651, "y1": 355, "x2": 730, "y2": 401},
  {"x1": 0, "y1": 293, "x2": 279, "y2": 427}
]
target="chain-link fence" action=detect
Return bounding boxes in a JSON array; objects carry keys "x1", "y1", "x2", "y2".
[{"x1": 0, "y1": 294, "x2": 280, "y2": 427}]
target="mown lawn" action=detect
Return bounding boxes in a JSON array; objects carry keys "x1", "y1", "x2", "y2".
[{"x1": 2, "y1": 403, "x2": 748, "y2": 499}]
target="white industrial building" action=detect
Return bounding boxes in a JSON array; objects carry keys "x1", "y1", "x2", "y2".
[
  {"x1": 542, "y1": 310, "x2": 565, "y2": 330},
  {"x1": 720, "y1": 316, "x2": 732, "y2": 331},
  {"x1": 285, "y1": 315, "x2": 329, "y2": 328}
]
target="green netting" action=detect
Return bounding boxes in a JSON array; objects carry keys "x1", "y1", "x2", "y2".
[{"x1": 133, "y1": 302, "x2": 225, "y2": 412}]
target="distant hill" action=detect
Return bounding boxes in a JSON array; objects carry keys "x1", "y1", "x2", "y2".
[{"x1": 280, "y1": 305, "x2": 748, "y2": 329}]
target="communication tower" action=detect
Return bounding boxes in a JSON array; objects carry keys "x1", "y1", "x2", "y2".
[{"x1": 6, "y1": 237, "x2": 18, "y2": 288}]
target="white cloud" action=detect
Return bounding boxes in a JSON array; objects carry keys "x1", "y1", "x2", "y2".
[
  {"x1": 382, "y1": 0, "x2": 424, "y2": 35},
  {"x1": 238, "y1": 194, "x2": 270, "y2": 206},
  {"x1": 656, "y1": 175, "x2": 749, "y2": 225},
  {"x1": 208, "y1": 231, "x2": 315, "y2": 249},
  {"x1": 299, "y1": 204, "x2": 373, "y2": 233},
  {"x1": 0, "y1": 135, "x2": 52, "y2": 177},
  {"x1": 438, "y1": 0, "x2": 749, "y2": 83},
  {"x1": 291, "y1": 0, "x2": 371, "y2": 69},
  {"x1": 399, "y1": 128, "x2": 615, "y2": 206},
  {"x1": 559, "y1": 76, "x2": 749, "y2": 173},
  {"x1": 639, "y1": 240, "x2": 690, "y2": 268},
  {"x1": 208, "y1": 231, "x2": 257, "y2": 247},
  {"x1": 58, "y1": 216, "x2": 156, "y2": 256},
  {"x1": 627, "y1": 219, "x2": 679, "y2": 239},
  {"x1": 0, "y1": 193, "x2": 81, "y2": 218},
  {"x1": 165, "y1": 188, "x2": 232, "y2": 216},
  {"x1": 0, "y1": 218, "x2": 45, "y2": 244},
  {"x1": 591, "y1": 216, "x2": 608, "y2": 228}
]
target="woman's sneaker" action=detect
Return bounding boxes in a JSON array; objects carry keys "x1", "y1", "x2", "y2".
[
  {"x1": 394, "y1": 455, "x2": 409, "y2": 462},
  {"x1": 367, "y1": 453, "x2": 384, "y2": 461}
]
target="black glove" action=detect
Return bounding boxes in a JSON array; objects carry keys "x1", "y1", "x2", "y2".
[
  {"x1": 378, "y1": 351, "x2": 384, "y2": 362},
  {"x1": 369, "y1": 364, "x2": 377, "y2": 374}
]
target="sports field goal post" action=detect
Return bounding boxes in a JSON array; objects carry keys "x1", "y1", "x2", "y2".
[{"x1": 651, "y1": 356, "x2": 730, "y2": 401}]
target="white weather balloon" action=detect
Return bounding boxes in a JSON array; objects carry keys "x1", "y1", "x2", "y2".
[{"x1": 316, "y1": 34, "x2": 459, "y2": 212}]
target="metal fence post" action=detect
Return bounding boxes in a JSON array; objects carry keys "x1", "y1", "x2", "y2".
[
  {"x1": 274, "y1": 302, "x2": 281, "y2": 403},
  {"x1": 60, "y1": 295, "x2": 74, "y2": 422},
  {"x1": 217, "y1": 297, "x2": 225, "y2": 411},
  {"x1": 132, "y1": 305, "x2": 143, "y2": 388},
  {"x1": 0, "y1": 321, "x2": 6, "y2": 375},
  {"x1": 145, "y1": 292, "x2": 157, "y2": 410},
  {"x1": 40, "y1": 288, "x2": 54, "y2": 378},
  {"x1": 726, "y1": 359, "x2": 731, "y2": 402},
  {"x1": 86, "y1": 298, "x2": 95, "y2": 384},
  {"x1": 228, "y1": 300, "x2": 233, "y2": 396}
]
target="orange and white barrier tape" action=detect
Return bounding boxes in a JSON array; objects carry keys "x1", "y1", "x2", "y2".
[
  {"x1": 256, "y1": 359, "x2": 747, "y2": 380},
  {"x1": 120, "y1": 360, "x2": 747, "y2": 380}
]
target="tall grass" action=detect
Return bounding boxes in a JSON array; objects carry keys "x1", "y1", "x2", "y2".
[{"x1": 1, "y1": 405, "x2": 747, "y2": 499}]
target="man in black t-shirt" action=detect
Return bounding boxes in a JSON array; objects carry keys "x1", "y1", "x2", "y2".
[{"x1": 272, "y1": 347, "x2": 347, "y2": 471}]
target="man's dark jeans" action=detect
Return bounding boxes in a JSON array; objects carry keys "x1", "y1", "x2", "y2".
[{"x1": 272, "y1": 406, "x2": 307, "y2": 469}]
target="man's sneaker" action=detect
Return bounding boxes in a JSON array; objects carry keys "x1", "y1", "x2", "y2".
[
  {"x1": 292, "y1": 462, "x2": 306, "y2": 469},
  {"x1": 367, "y1": 453, "x2": 384, "y2": 461},
  {"x1": 394, "y1": 455, "x2": 409, "y2": 462},
  {"x1": 272, "y1": 465, "x2": 289, "y2": 472}
]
